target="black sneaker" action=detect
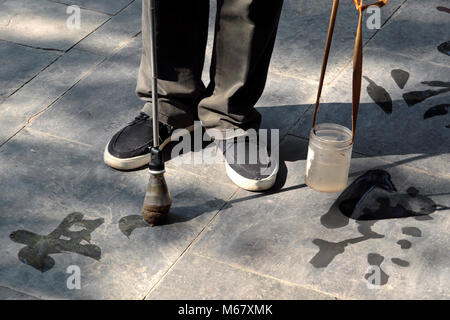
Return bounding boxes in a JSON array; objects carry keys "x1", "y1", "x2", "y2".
[
  {"x1": 104, "y1": 113, "x2": 193, "y2": 170},
  {"x1": 215, "y1": 133, "x2": 278, "y2": 191}
]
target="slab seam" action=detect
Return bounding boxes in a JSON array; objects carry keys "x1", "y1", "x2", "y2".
[
  {"x1": 0, "y1": 125, "x2": 26, "y2": 149},
  {"x1": 45, "y1": 0, "x2": 126, "y2": 16},
  {"x1": 365, "y1": 45, "x2": 450, "y2": 70},
  {"x1": 0, "y1": 39, "x2": 66, "y2": 53},
  {"x1": 0, "y1": 284, "x2": 41, "y2": 300},
  {"x1": 2, "y1": 49, "x2": 63, "y2": 99},
  {"x1": 323, "y1": 0, "x2": 410, "y2": 87},
  {"x1": 364, "y1": 0, "x2": 409, "y2": 46},
  {"x1": 0, "y1": 31, "x2": 142, "y2": 151},
  {"x1": 25, "y1": 127, "x2": 94, "y2": 148},
  {"x1": 62, "y1": 0, "x2": 138, "y2": 54},
  {"x1": 192, "y1": 252, "x2": 341, "y2": 300},
  {"x1": 143, "y1": 187, "x2": 240, "y2": 299}
]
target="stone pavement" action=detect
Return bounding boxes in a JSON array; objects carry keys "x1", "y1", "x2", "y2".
[{"x1": 0, "y1": 0, "x2": 448, "y2": 299}]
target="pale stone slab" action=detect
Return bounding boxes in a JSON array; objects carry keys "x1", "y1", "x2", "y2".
[
  {"x1": 1, "y1": 0, "x2": 448, "y2": 300},
  {"x1": 0, "y1": 286, "x2": 39, "y2": 300},
  {"x1": 30, "y1": 36, "x2": 143, "y2": 150},
  {"x1": 0, "y1": 48, "x2": 103, "y2": 146},
  {"x1": 48, "y1": 0, "x2": 134, "y2": 15},
  {"x1": 147, "y1": 253, "x2": 334, "y2": 300},
  {"x1": 367, "y1": 0, "x2": 450, "y2": 67},
  {"x1": 76, "y1": 0, "x2": 141, "y2": 56},
  {"x1": 270, "y1": 0, "x2": 405, "y2": 82},
  {"x1": 0, "y1": 0, "x2": 109, "y2": 50},
  {"x1": 190, "y1": 135, "x2": 450, "y2": 299},
  {"x1": 0, "y1": 129, "x2": 236, "y2": 299},
  {"x1": 0, "y1": 40, "x2": 60, "y2": 99},
  {"x1": 256, "y1": 72, "x2": 315, "y2": 138}
]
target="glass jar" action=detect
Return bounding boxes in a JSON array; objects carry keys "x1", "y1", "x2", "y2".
[{"x1": 305, "y1": 123, "x2": 353, "y2": 193}]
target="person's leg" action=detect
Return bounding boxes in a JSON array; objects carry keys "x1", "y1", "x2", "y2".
[
  {"x1": 200, "y1": 0, "x2": 284, "y2": 191},
  {"x1": 137, "y1": 0, "x2": 210, "y2": 128},
  {"x1": 199, "y1": 0, "x2": 284, "y2": 135},
  {"x1": 105, "y1": 0, "x2": 209, "y2": 170}
]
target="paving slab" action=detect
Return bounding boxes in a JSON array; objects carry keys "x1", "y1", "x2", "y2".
[
  {"x1": 0, "y1": 286, "x2": 39, "y2": 300},
  {"x1": 0, "y1": 48, "x2": 104, "y2": 146},
  {"x1": 289, "y1": 47, "x2": 450, "y2": 177},
  {"x1": 0, "y1": 0, "x2": 109, "y2": 50},
  {"x1": 0, "y1": 40, "x2": 60, "y2": 99},
  {"x1": 367, "y1": 0, "x2": 450, "y2": 67},
  {"x1": 30, "y1": 35, "x2": 144, "y2": 150},
  {"x1": 1, "y1": 0, "x2": 448, "y2": 301},
  {"x1": 76, "y1": 0, "x2": 141, "y2": 56},
  {"x1": 256, "y1": 73, "x2": 314, "y2": 138},
  {"x1": 0, "y1": 129, "x2": 236, "y2": 299},
  {"x1": 147, "y1": 253, "x2": 334, "y2": 300},
  {"x1": 270, "y1": 0, "x2": 405, "y2": 83},
  {"x1": 189, "y1": 135, "x2": 450, "y2": 299},
  {"x1": 48, "y1": 0, "x2": 134, "y2": 15}
]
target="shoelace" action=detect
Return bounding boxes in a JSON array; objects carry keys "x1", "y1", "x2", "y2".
[{"x1": 129, "y1": 112, "x2": 176, "y2": 143}]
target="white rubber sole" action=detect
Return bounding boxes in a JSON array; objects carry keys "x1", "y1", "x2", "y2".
[
  {"x1": 104, "y1": 124, "x2": 194, "y2": 170},
  {"x1": 225, "y1": 160, "x2": 278, "y2": 191},
  {"x1": 104, "y1": 147, "x2": 151, "y2": 170}
]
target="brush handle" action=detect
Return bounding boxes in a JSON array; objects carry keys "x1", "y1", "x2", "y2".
[
  {"x1": 149, "y1": 0, "x2": 159, "y2": 147},
  {"x1": 311, "y1": 0, "x2": 339, "y2": 130},
  {"x1": 312, "y1": 0, "x2": 388, "y2": 143}
]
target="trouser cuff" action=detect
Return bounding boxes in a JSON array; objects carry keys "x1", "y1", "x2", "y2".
[{"x1": 141, "y1": 101, "x2": 196, "y2": 129}]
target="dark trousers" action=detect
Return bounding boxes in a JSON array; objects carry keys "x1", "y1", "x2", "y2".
[{"x1": 136, "y1": 0, "x2": 284, "y2": 133}]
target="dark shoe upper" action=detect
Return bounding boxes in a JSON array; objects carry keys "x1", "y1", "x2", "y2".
[
  {"x1": 216, "y1": 132, "x2": 278, "y2": 184},
  {"x1": 107, "y1": 113, "x2": 174, "y2": 159}
]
